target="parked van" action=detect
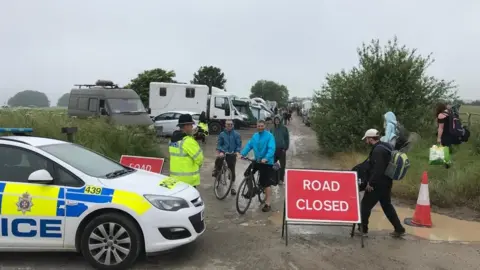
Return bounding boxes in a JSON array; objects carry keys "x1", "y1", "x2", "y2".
[{"x1": 67, "y1": 80, "x2": 153, "y2": 126}]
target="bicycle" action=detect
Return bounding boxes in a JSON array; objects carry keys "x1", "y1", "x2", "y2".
[
  {"x1": 213, "y1": 152, "x2": 235, "y2": 200},
  {"x1": 235, "y1": 157, "x2": 267, "y2": 215}
]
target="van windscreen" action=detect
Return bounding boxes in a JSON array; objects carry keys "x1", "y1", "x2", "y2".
[{"x1": 107, "y1": 99, "x2": 146, "y2": 113}]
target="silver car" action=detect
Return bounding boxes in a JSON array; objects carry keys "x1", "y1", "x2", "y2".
[{"x1": 152, "y1": 111, "x2": 200, "y2": 136}]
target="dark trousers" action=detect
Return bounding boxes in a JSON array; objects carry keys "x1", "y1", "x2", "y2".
[
  {"x1": 214, "y1": 155, "x2": 237, "y2": 182},
  {"x1": 360, "y1": 183, "x2": 404, "y2": 233},
  {"x1": 274, "y1": 148, "x2": 286, "y2": 181}
]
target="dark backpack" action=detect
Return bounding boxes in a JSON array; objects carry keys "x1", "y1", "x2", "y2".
[
  {"x1": 447, "y1": 106, "x2": 470, "y2": 143},
  {"x1": 394, "y1": 123, "x2": 410, "y2": 151}
]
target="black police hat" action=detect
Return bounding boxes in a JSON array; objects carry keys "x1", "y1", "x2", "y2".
[{"x1": 177, "y1": 114, "x2": 195, "y2": 126}]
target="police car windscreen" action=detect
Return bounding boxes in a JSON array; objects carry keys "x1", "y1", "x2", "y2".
[{"x1": 39, "y1": 143, "x2": 125, "y2": 178}]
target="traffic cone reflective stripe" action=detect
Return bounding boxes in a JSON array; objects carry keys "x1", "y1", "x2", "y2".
[{"x1": 404, "y1": 171, "x2": 433, "y2": 228}]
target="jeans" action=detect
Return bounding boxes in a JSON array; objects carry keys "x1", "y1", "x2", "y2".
[
  {"x1": 214, "y1": 154, "x2": 237, "y2": 182},
  {"x1": 360, "y1": 183, "x2": 404, "y2": 233}
]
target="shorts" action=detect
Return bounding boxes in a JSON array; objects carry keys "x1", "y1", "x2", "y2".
[{"x1": 255, "y1": 163, "x2": 273, "y2": 188}]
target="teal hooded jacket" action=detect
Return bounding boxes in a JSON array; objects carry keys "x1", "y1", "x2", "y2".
[{"x1": 381, "y1": 111, "x2": 398, "y2": 146}]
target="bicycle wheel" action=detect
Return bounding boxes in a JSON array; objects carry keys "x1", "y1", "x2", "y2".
[
  {"x1": 214, "y1": 167, "x2": 233, "y2": 200},
  {"x1": 236, "y1": 177, "x2": 253, "y2": 215}
]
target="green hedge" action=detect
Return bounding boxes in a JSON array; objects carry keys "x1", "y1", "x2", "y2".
[{"x1": 0, "y1": 109, "x2": 163, "y2": 161}]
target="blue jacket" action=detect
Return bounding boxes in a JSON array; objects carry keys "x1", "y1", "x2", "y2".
[
  {"x1": 380, "y1": 111, "x2": 398, "y2": 146},
  {"x1": 217, "y1": 129, "x2": 242, "y2": 153},
  {"x1": 241, "y1": 131, "x2": 276, "y2": 165}
]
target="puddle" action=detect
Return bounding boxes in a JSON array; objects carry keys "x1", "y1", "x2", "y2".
[{"x1": 368, "y1": 205, "x2": 480, "y2": 242}]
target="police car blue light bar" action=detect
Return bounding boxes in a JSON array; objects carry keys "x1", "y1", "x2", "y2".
[{"x1": 0, "y1": 128, "x2": 33, "y2": 133}]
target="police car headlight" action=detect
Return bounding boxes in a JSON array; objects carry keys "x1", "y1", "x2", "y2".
[{"x1": 144, "y1": 194, "x2": 189, "y2": 211}]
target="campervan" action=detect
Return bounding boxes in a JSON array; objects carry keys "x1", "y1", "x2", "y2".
[{"x1": 67, "y1": 80, "x2": 153, "y2": 126}]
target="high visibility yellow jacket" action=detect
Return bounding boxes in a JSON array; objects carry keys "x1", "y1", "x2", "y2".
[
  {"x1": 197, "y1": 122, "x2": 209, "y2": 136},
  {"x1": 169, "y1": 131, "x2": 204, "y2": 186}
]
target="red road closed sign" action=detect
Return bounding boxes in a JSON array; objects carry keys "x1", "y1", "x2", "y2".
[
  {"x1": 119, "y1": 155, "x2": 165, "y2": 174},
  {"x1": 285, "y1": 169, "x2": 360, "y2": 223}
]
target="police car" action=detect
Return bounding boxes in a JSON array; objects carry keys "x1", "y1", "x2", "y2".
[{"x1": 0, "y1": 128, "x2": 205, "y2": 269}]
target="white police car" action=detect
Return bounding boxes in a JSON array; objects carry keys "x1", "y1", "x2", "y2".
[{"x1": 0, "y1": 128, "x2": 205, "y2": 269}]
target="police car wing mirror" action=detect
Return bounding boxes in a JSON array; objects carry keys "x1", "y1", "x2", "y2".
[{"x1": 28, "y1": 169, "x2": 53, "y2": 183}]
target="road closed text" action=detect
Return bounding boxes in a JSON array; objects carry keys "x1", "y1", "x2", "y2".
[
  {"x1": 286, "y1": 169, "x2": 360, "y2": 223},
  {"x1": 296, "y1": 179, "x2": 349, "y2": 212}
]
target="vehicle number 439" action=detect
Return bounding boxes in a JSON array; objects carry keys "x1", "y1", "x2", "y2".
[{"x1": 85, "y1": 186, "x2": 102, "y2": 195}]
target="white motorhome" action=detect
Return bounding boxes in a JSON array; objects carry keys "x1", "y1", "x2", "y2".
[
  {"x1": 251, "y1": 97, "x2": 266, "y2": 106},
  {"x1": 301, "y1": 100, "x2": 313, "y2": 125},
  {"x1": 149, "y1": 82, "x2": 234, "y2": 134}
]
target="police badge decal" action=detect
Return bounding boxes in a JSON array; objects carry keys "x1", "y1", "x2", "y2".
[{"x1": 16, "y1": 192, "x2": 34, "y2": 214}]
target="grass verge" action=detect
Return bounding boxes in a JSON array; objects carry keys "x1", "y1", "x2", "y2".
[
  {"x1": 0, "y1": 109, "x2": 163, "y2": 160},
  {"x1": 333, "y1": 125, "x2": 480, "y2": 211}
]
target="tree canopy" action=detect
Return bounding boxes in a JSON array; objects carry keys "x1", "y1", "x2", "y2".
[
  {"x1": 126, "y1": 68, "x2": 177, "y2": 106},
  {"x1": 311, "y1": 37, "x2": 457, "y2": 154},
  {"x1": 57, "y1": 93, "x2": 70, "y2": 107},
  {"x1": 8, "y1": 90, "x2": 50, "y2": 107},
  {"x1": 249, "y1": 80, "x2": 289, "y2": 108},
  {"x1": 191, "y1": 66, "x2": 227, "y2": 90}
]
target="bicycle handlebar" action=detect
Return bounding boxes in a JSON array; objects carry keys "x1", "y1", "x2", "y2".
[{"x1": 240, "y1": 156, "x2": 256, "y2": 162}]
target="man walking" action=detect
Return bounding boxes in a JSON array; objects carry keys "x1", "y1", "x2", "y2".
[
  {"x1": 169, "y1": 114, "x2": 204, "y2": 188},
  {"x1": 241, "y1": 120, "x2": 276, "y2": 212},
  {"x1": 270, "y1": 115, "x2": 289, "y2": 185},
  {"x1": 360, "y1": 129, "x2": 406, "y2": 237},
  {"x1": 213, "y1": 119, "x2": 242, "y2": 195}
]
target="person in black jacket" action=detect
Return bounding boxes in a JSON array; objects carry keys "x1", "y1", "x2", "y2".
[{"x1": 360, "y1": 129, "x2": 405, "y2": 237}]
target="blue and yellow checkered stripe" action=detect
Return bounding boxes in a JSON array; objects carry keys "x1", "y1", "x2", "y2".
[{"x1": 0, "y1": 182, "x2": 151, "y2": 217}]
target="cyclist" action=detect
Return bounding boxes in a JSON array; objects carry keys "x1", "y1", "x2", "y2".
[
  {"x1": 213, "y1": 119, "x2": 242, "y2": 195},
  {"x1": 240, "y1": 119, "x2": 276, "y2": 212},
  {"x1": 169, "y1": 114, "x2": 204, "y2": 188},
  {"x1": 270, "y1": 115, "x2": 290, "y2": 185}
]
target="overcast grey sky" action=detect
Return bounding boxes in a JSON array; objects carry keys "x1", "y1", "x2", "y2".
[{"x1": 1, "y1": 0, "x2": 480, "y2": 105}]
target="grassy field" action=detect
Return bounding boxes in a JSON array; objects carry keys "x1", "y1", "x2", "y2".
[
  {"x1": 461, "y1": 105, "x2": 480, "y2": 125},
  {"x1": 0, "y1": 108, "x2": 163, "y2": 160}
]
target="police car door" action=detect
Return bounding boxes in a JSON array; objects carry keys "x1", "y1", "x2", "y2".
[{"x1": 0, "y1": 144, "x2": 65, "y2": 249}]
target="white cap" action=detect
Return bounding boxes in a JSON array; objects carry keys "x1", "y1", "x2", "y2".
[{"x1": 361, "y1": 128, "x2": 380, "y2": 140}]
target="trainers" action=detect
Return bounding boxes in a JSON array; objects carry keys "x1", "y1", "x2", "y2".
[
  {"x1": 230, "y1": 188, "x2": 237, "y2": 196},
  {"x1": 390, "y1": 230, "x2": 406, "y2": 238},
  {"x1": 262, "y1": 204, "x2": 271, "y2": 212}
]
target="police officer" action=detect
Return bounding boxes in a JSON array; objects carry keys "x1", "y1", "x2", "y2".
[{"x1": 169, "y1": 114, "x2": 204, "y2": 188}]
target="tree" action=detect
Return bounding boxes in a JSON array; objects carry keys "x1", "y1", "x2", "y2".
[
  {"x1": 191, "y1": 66, "x2": 227, "y2": 91},
  {"x1": 126, "y1": 68, "x2": 176, "y2": 106},
  {"x1": 249, "y1": 80, "x2": 289, "y2": 108},
  {"x1": 57, "y1": 93, "x2": 70, "y2": 107},
  {"x1": 311, "y1": 37, "x2": 457, "y2": 154},
  {"x1": 8, "y1": 90, "x2": 50, "y2": 107}
]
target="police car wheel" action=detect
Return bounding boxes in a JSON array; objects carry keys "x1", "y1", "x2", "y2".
[{"x1": 81, "y1": 213, "x2": 142, "y2": 270}]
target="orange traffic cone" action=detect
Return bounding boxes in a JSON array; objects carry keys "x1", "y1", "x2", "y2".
[{"x1": 404, "y1": 171, "x2": 433, "y2": 228}]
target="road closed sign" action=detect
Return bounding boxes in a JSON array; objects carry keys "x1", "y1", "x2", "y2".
[
  {"x1": 120, "y1": 155, "x2": 165, "y2": 174},
  {"x1": 285, "y1": 169, "x2": 360, "y2": 223}
]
